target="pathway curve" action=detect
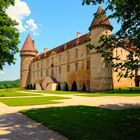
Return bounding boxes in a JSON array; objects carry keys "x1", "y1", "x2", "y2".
[{"x1": 0, "y1": 93, "x2": 140, "y2": 140}]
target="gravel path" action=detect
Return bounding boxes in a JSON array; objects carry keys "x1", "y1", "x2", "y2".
[
  {"x1": 0, "y1": 113, "x2": 69, "y2": 140},
  {"x1": 0, "y1": 94, "x2": 140, "y2": 140}
]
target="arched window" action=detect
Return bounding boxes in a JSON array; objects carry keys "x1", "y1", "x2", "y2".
[{"x1": 71, "y1": 81, "x2": 77, "y2": 91}]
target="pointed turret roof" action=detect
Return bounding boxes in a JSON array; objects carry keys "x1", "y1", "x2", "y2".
[
  {"x1": 89, "y1": 5, "x2": 113, "y2": 31},
  {"x1": 21, "y1": 34, "x2": 35, "y2": 51}
]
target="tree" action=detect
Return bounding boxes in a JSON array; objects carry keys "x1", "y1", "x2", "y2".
[
  {"x1": 0, "y1": 0, "x2": 20, "y2": 70},
  {"x1": 82, "y1": 0, "x2": 140, "y2": 78}
]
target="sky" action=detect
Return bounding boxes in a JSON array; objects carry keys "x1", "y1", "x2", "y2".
[{"x1": 0, "y1": 0, "x2": 120, "y2": 81}]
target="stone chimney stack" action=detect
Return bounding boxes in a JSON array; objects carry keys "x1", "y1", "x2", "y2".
[
  {"x1": 44, "y1": 48, "x2": 48, "y2": 53},
  {"x1": 76, "y1": 32, "x2": 81, "y2": 38}
]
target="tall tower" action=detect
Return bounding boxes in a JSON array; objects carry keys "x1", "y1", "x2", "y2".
[
  {"x1": 89, "y1": 6, "x2": 113, "y2": 91},
  {"x1": 20, "y1": 34, "x2": 38, "y2": 89}
]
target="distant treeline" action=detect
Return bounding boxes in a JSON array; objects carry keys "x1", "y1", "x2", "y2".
[{"x1": 0, "y1": 79, "x2": 19, "y2": 89}]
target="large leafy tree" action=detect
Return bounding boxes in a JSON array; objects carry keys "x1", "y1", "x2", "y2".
[
  {"x1": 82, "y1": 0, "x2": 140, "y2": 78},
  {"x1": 0, "y1": 0, "x2": 19, "y2": 70}
]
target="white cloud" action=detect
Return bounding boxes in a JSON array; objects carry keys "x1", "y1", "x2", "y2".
[
  {"x1": 6, "y1": 0, "x2": 31, "y2": 32},
  {"x1": 25, "y1": 19, "x2": 39, "y2": 36},
  {"x1": 6, "y1": 0, "x2": 39, "y2": 35},
  {"x1": 26, "y1": 19, "x2": 38, "y2": 31},
  {"x1": 0, "y1": 71, "x2": 6, "y2": 76}
]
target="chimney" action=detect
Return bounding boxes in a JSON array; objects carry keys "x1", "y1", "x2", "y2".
[
  {"x1": 76, "y1": 32, "x2": 81, "y2": 38},
  {"x1": 32, "y1": 40, "x2": 35, "y2": 47},
  {"x1": 44, "y1": 48, "x2": 48, "y2": 53}
]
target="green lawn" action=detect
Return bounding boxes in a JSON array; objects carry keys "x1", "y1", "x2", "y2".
[
  {"x1": 78, "y1": 93, "x2": 140, "y2": 97},
  {"x1": 22, "y1": 106, "x2": 140, "y2": 140},
  {"x1": 27, "y1": 90, "x2": 81, "y2": 94},
  {"x1": 79, "y1": 88, "x2": 140, "y2": 97},
  {"x1": 0, "y1": 90, "x2": 41, "y2": 97},
  {"x1": 0, "y1": 96, "x2": 69, "y2": 106},
  {"x1": 28, "y1": 87, "x2": 140, "y2": 96}
]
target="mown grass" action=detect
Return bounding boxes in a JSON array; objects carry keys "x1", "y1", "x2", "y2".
[
  {"x1": 27, "y1": 90, "x2": 81, "y2": 94},
  {"x1": 79, "y1": 88, "x2": 140, "y2": 97},
  {"x1": 27, "y1": 87, "x2": 140, "y2": 96},
  {"x1": 0, "y1": 96, "x2": 69, "y2": 106},
  {"x1": 0, "y1": 89, "x2": 41, "y2": 97},
  {"x1": 22, "y1": 106, "x2": 140, "y2": 140}
]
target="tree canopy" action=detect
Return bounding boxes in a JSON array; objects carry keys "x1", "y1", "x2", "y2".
[
  {"x1": 82, "y1": 0, "x2": 140, "y2": 78},
  {"x1": 0, "y1": 0, "x2": 20, "y2": 70}
]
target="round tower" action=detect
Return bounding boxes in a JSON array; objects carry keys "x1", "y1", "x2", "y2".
[
  {"x1": 20, "y1": 34, "x2": 38, "y2": 89},
  {"x1": 89, "y1": 6, "x2": 113, "y2": 91}
]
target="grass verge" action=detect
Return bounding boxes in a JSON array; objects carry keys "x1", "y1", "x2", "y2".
[
  {"x1": 0, "y1": 90, "x2": 41, "y2": 97},
  {"x1": 27, "y1": 87, "x2": 140, "y2": 96},
  {"x1": 0, "y1": 96, "x2": 69, "y2": 106},
  {"x1": 22, "y1": 106, "x2": 140, "y2": 140},
  {"x1": 27, "y1": 90, "x2": 81, "y2": 94}
]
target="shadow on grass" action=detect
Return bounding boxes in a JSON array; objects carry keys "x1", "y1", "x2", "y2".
[{"x1": 22, "y1": 106, "x2": 140, "y2": 140}]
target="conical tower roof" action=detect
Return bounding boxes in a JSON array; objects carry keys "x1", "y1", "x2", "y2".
[
  {"x1": 89, "y1": 5, "x2": 113, "y2": 31},
  {"x1": 21, "y1": 34, "x2": 35, "y2": 51}
]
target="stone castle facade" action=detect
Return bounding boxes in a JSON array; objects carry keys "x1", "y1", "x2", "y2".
[{"x1": 20, "y1": 6, "x2": 139, "y2": 91}]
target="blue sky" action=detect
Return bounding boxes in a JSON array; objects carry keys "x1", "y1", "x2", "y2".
[{"x1": 0, "y1": 0, "x2": 120, "y2": 81}]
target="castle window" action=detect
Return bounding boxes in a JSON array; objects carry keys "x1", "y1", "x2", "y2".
[
  {"x1": 67, "y1": 51, "x2": 70, "y2": 62},
  {"x1": 87, "y1": 60, "x2": 90, "y2": 70},
  {"x1": 37, "y1": 62, "x2": 39, "y2": 69},
  {"x1": 41, "y1": 61, "x2": 43, "y2": 68},
  {"x1": 51, "y1": 69, "x2": 54, "y2": 76},
  {"x1": 46, "y1": 58, "x2": 50, "y2": 66},
  {"x1": 116, "y1": 50, "x2": 118, "y2": 56},
  {"x1": 75, "y1": 63, "x2": 79, "y2": 71},
  {"x1": 105, "y1": 62, "x2": 109, "y2": 69},
  {"x1": 59, "y1": 67, "x2": 61, "y2": 74},
  {"x1": 121, "y1": 50, "x2": 123, "y2": 55},
  {"x1": 59, "y1": 54, "x2": 61, "y2": 64},
  {"x1": 41, "y1": 71, "x2": 43, "y2": 77},
  {"x1": 52, "y1": 57, "x2": 54, "y2": 63},
  {"x1": 76, "y1": 49, "x2": 78, "y2": 59},
  {"x1": 67, "y1": 65, "x2": 70, "y2": 72},
  {"x1": 86, "y1": 47, "x2": 90, "y2": 55},
  {"x1": 46, "y1": 70, "x2": 48, "y2": 76}
]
